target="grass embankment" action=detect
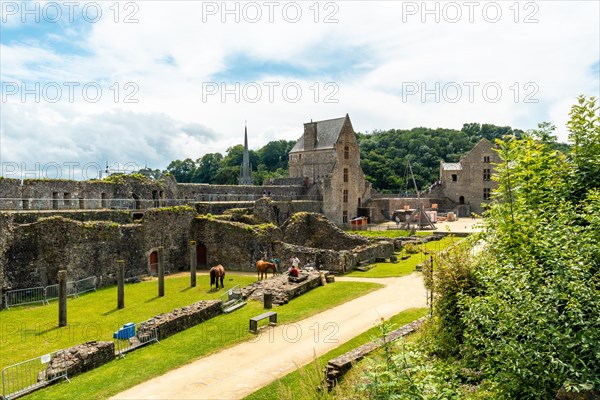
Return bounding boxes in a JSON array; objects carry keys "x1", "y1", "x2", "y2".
[
  {"x1": 346, "y1": 236, "x2": 459, "y2": 278},
  {"x1": 11, "y1": 278, "x2": 381, "y2": 400},
  {"x1": 348, "y1": 229, "x2": 432, "y2": 239},
  {"x1": 245, "y1": 307, "x2": 428, "y2": 400}
]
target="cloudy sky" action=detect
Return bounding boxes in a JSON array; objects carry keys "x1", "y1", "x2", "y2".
[{"x1": 1, "y1": 0, "x2": 598, "y2": 179}]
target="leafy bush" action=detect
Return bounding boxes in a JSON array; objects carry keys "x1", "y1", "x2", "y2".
[
  {"x1": 455, "y1": 96, "x2": 600, "y2": 398},
  {"x1": 404, "y1": 242, "x2": 421, "y2": 254},
  {"x1": 354, "y1": 96, "x2": 600, "y2": 399}
]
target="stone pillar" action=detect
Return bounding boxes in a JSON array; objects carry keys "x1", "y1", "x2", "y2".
[
  {"x1": 190, "y1": 241, "x2": 197, "y2": 288},
  {"x1": 39, "y1": 265, "x2": 48, "y2": 287},
  {"x1": 263, "y1": 291, "x2": 272, "y2": 309},
  {"x1": 158, "y1": 246, "x2": 165, "y2": 297},
  {"x1": 117, "y1": 260, "x2": 125, "y2": 309},
  {"x1": 58, "y1": 270, "x2": 67, "y2": 327}
]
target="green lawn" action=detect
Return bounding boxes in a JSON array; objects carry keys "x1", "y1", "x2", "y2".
[
  {"x1": 346, "y1": 236, "x2": 460, "y2": 278},
  {"x1": 245, "y1": 307, "x2": 428, "y2": 400},
  {"x1": 0, "y1": 273, "x2": 258, "y2": 369},
  {"x1": 13, "y1": 279, "x2": 381, "y2": 400}
]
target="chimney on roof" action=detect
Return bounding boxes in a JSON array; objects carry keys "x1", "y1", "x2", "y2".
[{"x1": 303, "y1": 121, "x2": 317, "y2": 150}]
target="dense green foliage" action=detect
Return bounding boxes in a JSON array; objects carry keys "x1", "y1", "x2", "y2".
[
  {"x1": 166, "y1": 140, "x2": 296, "y2": 185},
  {"x1": 357, "y1": 123, "x2": 522, "y2": 192},
  {"x1": 349, "y1": 96, "x2": 599, "y2": 399}
]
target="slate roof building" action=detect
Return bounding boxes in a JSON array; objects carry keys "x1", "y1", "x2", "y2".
[{"x1": 288, "y1": 114, "x2": 373, "y2": 224}]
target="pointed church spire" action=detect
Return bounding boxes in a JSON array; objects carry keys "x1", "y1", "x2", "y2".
[{"x1": 239, "y1": 122, "x2": 253, "y2": 185}]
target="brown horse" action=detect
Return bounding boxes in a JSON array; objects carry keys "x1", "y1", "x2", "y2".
[
  {"x1": 209, "y1": 264, "x2": 225, "y2": 290},
  {"x1": 256, "y1": 260, "x2": 277, "y2": 280}
]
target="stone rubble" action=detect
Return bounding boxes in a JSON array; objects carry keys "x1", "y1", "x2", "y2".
[{"x1": 241, "y1": 271, "x2": 328, "y2": 305}]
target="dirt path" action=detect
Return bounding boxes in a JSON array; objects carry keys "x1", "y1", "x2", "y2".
[{"x1": 111, "y1": 273, "x2": 427, "y2": 400}]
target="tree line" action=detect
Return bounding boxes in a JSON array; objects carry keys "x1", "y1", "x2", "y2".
[
  {"x1": 163, "y1": 140, "x2": 296, "y2": 185},
  {"x1": 161, "y1": 122, "x2": 569, "y2": 191}
]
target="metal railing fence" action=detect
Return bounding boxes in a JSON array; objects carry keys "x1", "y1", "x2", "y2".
[
  {"x1": 3, "y1": 276, "x2": 97, "y2": 309},
  {"x1": 1, "y1": 349, "x2": 69, "y2": 400},
  {"x1": 75, "y1": 276, "x2": 97, "y2": 295},
  {"x1": 114, "y1": 325, "x2": 159, "y2": 357},
  {"x1": 2, "y1": 286, "x2": 47, "y2": 308},
  {"x1": 0, "y1": 194, "x2": 322, "y2": 211},
  {"x1": 44, "y1": 281, "x2": 77, "y2": 302}
]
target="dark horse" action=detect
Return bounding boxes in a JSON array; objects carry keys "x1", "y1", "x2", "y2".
[
  {"x1": 256, "y1": 260, "x2": 277, "y2": 280},
  {"x1": 209, "y1": 264, "x2": 225, "y2": 290}
]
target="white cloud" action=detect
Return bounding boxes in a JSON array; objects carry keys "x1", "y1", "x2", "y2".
[{"x1": 1, "y1": 0, "x2": 599, "y2": 174}]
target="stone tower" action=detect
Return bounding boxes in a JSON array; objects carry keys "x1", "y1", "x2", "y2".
[
  {"x1": 288, "y1": 114, "x2": 372, "y2": 224},
  {"x1": 239, "y1": 124, "x2": 253, "y2": 185}
]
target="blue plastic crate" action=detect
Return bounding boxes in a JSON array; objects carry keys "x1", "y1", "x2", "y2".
[{"x1": 113, "y1": 323, "x2": 136, "y2": 340}]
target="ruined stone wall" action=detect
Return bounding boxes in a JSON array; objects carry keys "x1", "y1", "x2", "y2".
[
  {"x1": 197, "y1": 201, "x2": 255, "y2": 216},
  {"x1": 281, "y1": 212, "x2": 369, "y2": 250},
  {"x1": 190, "y1": 217, "x2": 282, "y2": 271},
  {"x1": 0, "y1": 175, "x2": 180, "y2": 211},
  {"x1": 0, "y1": 213, "x2": 15, "y2": 306},
  {"x1": 194, "y1": 200, "x2": 322, "y2": 226},
  {"x1": 79, "y1": 181, "x2": 116, "y2": 209},
  {"x1": 3, "y1": 217, "x2": 145, "y2": 289},
  {"x1": 21, "y1": 179, "x2": 81, "y2": 210},
  {"x1": 0, "y1": 172, "x2": 318, "y2": 217},
  {"x1": 141, "y1": 206, "x2": 197, "y2": 273},
  {"x1": 137, "y1": 300, "x2": 222, "y2": 340},
  {"x1": 273, "y1": 242, "x2": 349, "y2": 273},
  {"x1": 3, "y1": 206, "x2": 200, "y2": 290},
  {"x1": 0, "y1": 178, "x2": 22, "y2": 209},
  {"x1": 46, "y1": 341, "x2": 115, "y2": 380},
  {"x1": 177, "y1": 184, "x2": 306, "y2": 201},
  {"x1": 352, "y1": 242, "x2": 395, "y2": 265},
  {"x1": 273, "y1": 201, "x2": 322, "y2": 225},
  {"x1": 11, "y1": 210, "x2": 132, "y2": 224},
  {"x1": 267, "y1": 177, "x2": 306, "y2": 186},
  {"x1": 253, "y1": 198, "x2": 322, "y2": 225}
]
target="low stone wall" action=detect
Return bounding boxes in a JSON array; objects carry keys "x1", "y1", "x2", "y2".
[
  {"x1": 282, "y1": 212, "x2": 370, "y2": 251},
  {"x1": 352, "y1": 242, "x2": 395, "y2": 267},
  {"x1": 46, "y1": 341, "x2": 115, "y2": 380},
  {"x1": 137, "y1": 300, "x2": 223, "y2": 340},
  {"x1": 274, "y1": 242, "x2": 349, "y2": 273},
  {"x1": 325, "y1": 317, "x2": 426, "y2": 390},
  {"x1": 370, "y1": 234, "x2": 445, "y2": 251},
  {"x1": 241, "y1": 271, "x2": 326, "y2": 305}
]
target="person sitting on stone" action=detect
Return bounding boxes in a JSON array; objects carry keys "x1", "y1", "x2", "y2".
[
  {"x1": 289, "y1": 265, "x2": 299, "y2": 278},
  {"x1": 291, "y1": 256, "x2": 300, "y2": 270}
]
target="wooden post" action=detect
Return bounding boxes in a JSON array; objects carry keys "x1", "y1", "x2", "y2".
[
  {"x1": 58, "y1": 270, "x2": 67, "y2": 327},
  {"x1": 190, "y1": 241, "x2": 197, "y2": 288},
  {"x1": 429, "y1": 256, "x2": 434, "y2": 316},
  {"x1": 117, "y1": 260, "x2": 125, "y2": 309},
  {"x1": 158, "y1": 246, "x2": 165, "y2": 297}
]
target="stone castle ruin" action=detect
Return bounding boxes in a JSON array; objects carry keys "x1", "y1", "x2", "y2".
[{"x1": 0, "y1": 115, "x2": 496, "y2": 300}]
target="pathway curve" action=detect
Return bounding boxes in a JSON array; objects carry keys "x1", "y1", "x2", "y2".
[{"x1": 112, "y1": 273, "x2": 426, "y2": 400}]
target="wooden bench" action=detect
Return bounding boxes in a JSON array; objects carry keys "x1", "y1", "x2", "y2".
[{"x1": 249, "y1": 311, "x2": 277, "y2": 333}]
